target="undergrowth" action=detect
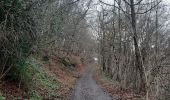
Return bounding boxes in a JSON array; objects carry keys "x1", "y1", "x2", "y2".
[
  {"x1": 59, "y1": 57, "x2": 75, "y2": 68},
  {"x1": 0, "y1": 93, "x2": 5, "y2": 100},
  {"x1": 9, "y1": 56, "x2": 60, "y2": 99},
  {"x1": 98, "y1": 70, "x2": 120, "y2": 86}
]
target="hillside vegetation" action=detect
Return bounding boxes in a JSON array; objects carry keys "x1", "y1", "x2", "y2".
[{"x1": 0, "y1": 0, "x2": 94, "y2": 99}]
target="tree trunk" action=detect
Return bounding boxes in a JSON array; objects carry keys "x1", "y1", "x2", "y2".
[{"x1": 130, "y1": 0, "x2": 146, "y2": 92}]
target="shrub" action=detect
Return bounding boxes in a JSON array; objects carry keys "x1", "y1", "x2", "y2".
[
  {"x1": 9, "y1": 57, "x2": 60, "y2": 99},
  {"x1": 0, "y1": 0, "x2": 36, "y2": 80}
]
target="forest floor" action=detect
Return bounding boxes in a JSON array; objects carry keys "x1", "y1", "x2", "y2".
[
  {"x1": 0, "y1": 56, "x2": 87, "y2": 99},
  {"x1": 0, "y1": 59, "x2": 145, "y2": 100},
  {"x1": 70, "y1": 64, "x2": 113, "y2": 100},
  {"x1": 47, "y1": 58, "x2": 87, "y2": 99},
  {"x1": 95, "y1": 66, "x2": 145, "y2": 100}
]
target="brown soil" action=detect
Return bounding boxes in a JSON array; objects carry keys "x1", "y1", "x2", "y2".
[
  {"x1": 46, "y1": 58, "x2": 87, "y2": 99},
  {"x1": 95, "y1": 70, "x2": 144, "y2": 100},
  {"x1": 0, "y1": 56, "x2": 86, "y2": 100},
  {"x1": 0, "y1": 81, "x2": 28, "y2": 99}
]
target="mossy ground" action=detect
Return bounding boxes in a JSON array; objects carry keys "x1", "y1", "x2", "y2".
[
  {"x1": 0, "y1": 54, "x2": 85, "y2": 99},
  {"x1": 0, "y1": 56, "x2": 61, "y2": 99}
]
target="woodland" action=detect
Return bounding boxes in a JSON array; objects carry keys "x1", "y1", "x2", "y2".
[{"x1": 0, "y1": 0, "x2": 170, "y2": 100}]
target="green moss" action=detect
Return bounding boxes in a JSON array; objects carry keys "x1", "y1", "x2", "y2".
[
  {"x1": 30, "y1": 90, "x2": 43, "y2": 100},
  {"x1": 0, "y1": 93, "x2": 5, "y2": 100},
  {"x1": 0, "y1": 96, "x2": 5, "y2": 100},
  {"x1": 10, "y1": 56, "x2": 60, "y2": 99}
]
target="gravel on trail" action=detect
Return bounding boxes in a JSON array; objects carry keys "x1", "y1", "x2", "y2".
[{"x1": 70, "y1": 66, "x2": 113, "y2": 100}]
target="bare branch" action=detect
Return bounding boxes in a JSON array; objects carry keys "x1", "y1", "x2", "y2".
[
  {"x1": 122, "y1": 0, "x2": 131, "y2": 6},
  {"x1": 136, "y1": 1, "x2": 161, "y2": 14},
  {"x1": 99, "y1": 0, "x2": 130, "y2": 19},
  {"x1": 134, "y1": 0, "x2": 143, "y2": 5},
  {"x1": 99, "y1": 0, "x2": 114, "y2": 6},
  {"x1": 67, "y1": 0, "x2": 80, "y2": 5}
]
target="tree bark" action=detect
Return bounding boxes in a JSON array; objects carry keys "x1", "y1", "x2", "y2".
[{"x1": 130, "y1": 0, "x2": 146, "y2": 92}]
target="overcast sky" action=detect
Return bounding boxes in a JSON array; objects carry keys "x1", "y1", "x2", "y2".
[
  {"x1": 94, "y1": 0, "x2": 170, "y2": 7},
  {"x1": 98, "y1": 0, "x2": 170, "y2": 4},
  {"x1": 91, "y1": 0, "x2": 170, "y2": 13}
]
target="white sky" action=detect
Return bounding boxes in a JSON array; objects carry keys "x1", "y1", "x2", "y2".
[
  {"x1": 94, "y1": 0, "x2": 170, "y2": 7},
  {"x1": 90, "y1": 0, "x2": 170, "y2": 16}
]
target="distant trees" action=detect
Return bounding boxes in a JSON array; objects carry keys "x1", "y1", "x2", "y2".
[{"x1": 98, "y1": 0, "x2": 170, "y2": 99}]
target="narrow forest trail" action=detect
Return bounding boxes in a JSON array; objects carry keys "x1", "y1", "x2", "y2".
[{"x1": 70, "y1": 65, "x2": 113, "y2": 100}]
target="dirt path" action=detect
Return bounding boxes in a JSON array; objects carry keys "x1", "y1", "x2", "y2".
[{"x1": 70, "y1": 65, "x2": 113, "y2": 100}]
